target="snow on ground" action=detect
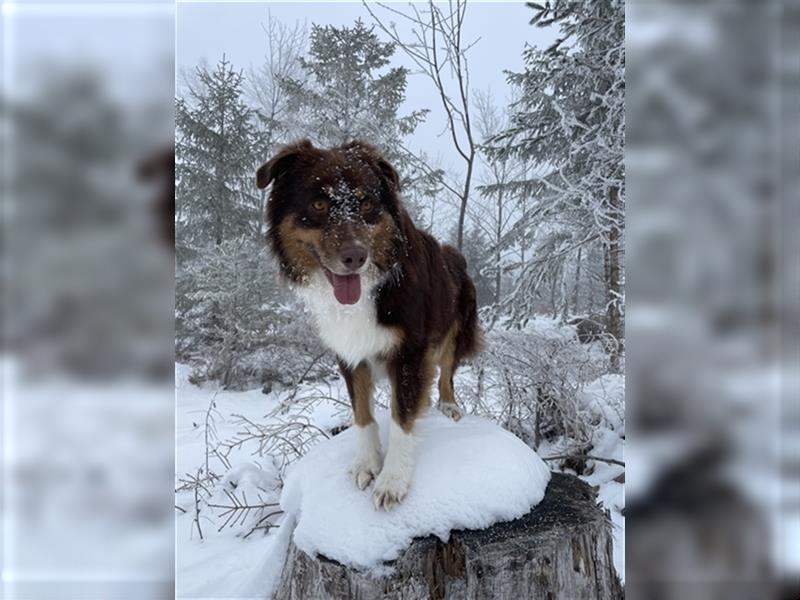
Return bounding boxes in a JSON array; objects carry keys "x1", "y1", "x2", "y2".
[
  {"x1": 176, "y1": 322, "x2": 627, "y2": 595},
  {"x1": 580, "y1": 426, "x2": 625, "y2": 582},
  {"x1": 3, "y1": 357, "x2": 174, "y2": 599},
  {"x1": 577, "y1": 373, "x2": 625, "y2": 580},
  {"x1": 281, "y1": 409, "x2": 551, "y2": 570}
]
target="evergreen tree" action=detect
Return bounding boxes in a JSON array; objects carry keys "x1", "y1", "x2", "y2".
[
  {"x1": 280, "y1": 20, "x2": 437, "y2": 222},
  {"x1": 452, "y1": 225, "x2": 495, "y2": 308},
  {"x1": 176, "y1": 56, "x2": 300, "y2": 388},
  {"x1": 486, "y1": 1, "x2": 624, "y2": 369},
  {"x1": 176, "y1": 55, "x2": 260, "y2": 248}
]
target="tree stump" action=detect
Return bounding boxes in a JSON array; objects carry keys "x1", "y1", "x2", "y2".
[{"x1": 274, "y1": 473, "x2": 622, "y2": 600}]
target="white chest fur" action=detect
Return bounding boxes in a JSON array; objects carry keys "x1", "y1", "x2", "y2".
[{"x1": 297, "y1": 272, "x2": 398, "y2": 368}]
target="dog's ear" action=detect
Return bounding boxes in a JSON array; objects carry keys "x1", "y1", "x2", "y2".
[
  {"x1": 344, "y1": 140, "x2": 400, "y2": 193},
  {"x1": 256, "y1": 139, "x2": 314, "y2": 189},
  {"x1": 374, "y1": 156, "x2": 400, "y2": 193}
]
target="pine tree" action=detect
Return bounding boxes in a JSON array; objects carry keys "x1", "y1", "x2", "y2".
[
  {"x1": 486, "y1": 1, "x2": 624, "y2": 369},
  {"x1": 280, "y1": 20, "x2": 436, "y2": 221},
  {"x1": 176, "y1": 56, "x2": 296, "y2": 388},
  {"x1": 458, "y1": 226, "x2": 495, "y2": 308},
  {"x1": 176, "y1": 55, "x2": 260, "y2": 248}
]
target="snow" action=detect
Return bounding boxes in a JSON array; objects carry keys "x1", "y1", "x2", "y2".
[
  {"x1": 176, "y1": 514, "x2": 279, "y2": 600},
  {"x1": 280, "y1": 408, "x2": 552, "y2": 570},
  {"x1": 579, "y1": 373, "x2": 625, "y2": 433},
  {"x1": 176, "y1": 330, "x2": 626, "y2": 595},
  {"x1": 3, "y1": 357, "x2": 174, "y2": 599},
  {"x1": 580, "y1": 426, "x2": 625, "y2": 582}
]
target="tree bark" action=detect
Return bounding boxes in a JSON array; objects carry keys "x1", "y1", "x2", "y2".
[
  {"x1": 455, "y1": 152, "x2": 474, "y2": 252},
  {"x1": 495, "y1": 188, "x2": 503, "y2": 304},
  {"x1": 572, "y1": 246, "x2": 582, "y2": 315},
  {"x1": 604, "y1": 186, "x2": 623, "y2": 372},
  {"x1": 274, "y1": 473, "x2": 622, "y2": 600},
  {"x1": 550, "y1": 267, "x2": 560, "y2": 320}
]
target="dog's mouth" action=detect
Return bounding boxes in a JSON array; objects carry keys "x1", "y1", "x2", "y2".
[{"x1": 323, "y1": 269, "x2": 361, "y2": 305}]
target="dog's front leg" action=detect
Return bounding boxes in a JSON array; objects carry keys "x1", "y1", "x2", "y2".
[
  {"x1": 373, "y1": 346, "x2": 434, "y2": 510},
  {"x1": 340, "y1": 360, "x2": 382, "y2": 490}
]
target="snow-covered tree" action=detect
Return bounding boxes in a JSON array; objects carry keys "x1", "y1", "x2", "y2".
[
  {"x1": 176, "y1": 55, "x2": 261, "y2": 248},
  {"x1": 176, "y1": 56, "x2": 310, "y2": 388},
  {"x1": 453, "y1": 225, "x2": 494, "y2": 308},
  {"x1": 472, "y1": 89, "x2": 528, "y2": 306},
  {"x1": 248, "y1": 16, "x2": 308, "y2": 239},
  {"x1": 280, "y1": 19, "x2": 437, "y2": 222},
  {"x1": 485, "y1": 0, "x2": 624, "y2": 369}
]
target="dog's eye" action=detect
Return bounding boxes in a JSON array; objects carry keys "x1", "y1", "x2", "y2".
[
  {"x1": 361, "y1": 199, "x2": 375, "y2": 213},
  {"x1": 312, "y1": 199, "x2": 328, "y2": 212}
]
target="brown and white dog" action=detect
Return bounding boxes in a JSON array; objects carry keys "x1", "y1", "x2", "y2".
[{"x1": 256, "y1": 139, "x2": 482, "y2": 510}]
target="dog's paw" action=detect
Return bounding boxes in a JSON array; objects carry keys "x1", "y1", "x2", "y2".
[
  {"x1": 349, "y1": 454, "x2": 382, "y2": 491},
  {"x1": 439, "y1": 402, "x2": 463, "y2": 421},
  {"x1": 372, "y1": 467, "x2": 411, "y2": 510}
]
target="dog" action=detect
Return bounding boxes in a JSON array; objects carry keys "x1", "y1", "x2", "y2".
[{"x1": 256, "y1": 139, "x2": 482, "y2": 510}]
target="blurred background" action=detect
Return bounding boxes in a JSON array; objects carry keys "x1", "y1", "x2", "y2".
[
  {"x1": 1, "y1": 1, "x2": 798, "y2": 599},
  {"x1": 1, "y1": 1, "x2": 175, "y2": 599},
  {"x1": 625, "y1": 2, "x2": 798, "y2": 599}
]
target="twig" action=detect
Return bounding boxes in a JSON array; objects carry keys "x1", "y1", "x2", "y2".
[
  {"x1": 206, "y1": 487, "x2": 283, "y2": 533},
  {"x1": 282, "y1": 351, "x2": 328, "y2": 407},
  {"x1": 243, "y1": 510, "x2": 285, "y2": 539},
  {"x1": 543, "y1": 454, "x2": 624, "y2": 468},
  {"x1": 204, "y1": 392, "x2": 219, "y2": 477},
  {"x1": 192, "y1": 467, "x2": 205, "y2": 540}
]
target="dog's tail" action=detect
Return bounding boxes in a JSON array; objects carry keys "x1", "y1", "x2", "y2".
[
  {"x1": 456, "y1": 275, "x2": 484, "y2": 360},
  {"x1": 442, "y1": 244, "x2": 484, "y2": 362}
]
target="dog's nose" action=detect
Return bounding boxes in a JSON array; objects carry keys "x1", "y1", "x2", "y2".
[{"x1": 339, "y1": 244, "x2": 367, "y2": 270}]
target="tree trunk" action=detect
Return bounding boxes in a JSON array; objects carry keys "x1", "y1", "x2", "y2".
[
  {"x1": 550, "y1": 268, "x2": 560, "y2": 320},
  {"x1": 572, "y1": 246, "x2": 582, "y2": 316},
  {"x1": 495, "y1": 187, "x2": 503, "y2": 304},
  {"x1": 214, "y1": 84, "x2": 226, "y2": 247},
  {"x1": 455, "y1": 151, "x2": 474, "y2": 252},
  {"x1": 604, "y1": 186, "x2": 623, "y2": 372},
  {"x1": 274, "y1": 473, "x2": 622, "y2": 600}
]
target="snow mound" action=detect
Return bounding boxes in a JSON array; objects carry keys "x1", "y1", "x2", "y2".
[{"x1": 280, "y1": 409, "x2": 551, "y2": 570}]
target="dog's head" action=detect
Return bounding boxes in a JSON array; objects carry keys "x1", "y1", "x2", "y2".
[{"x1": 257, "y1": 139, "x2": 404, "y2": 305}]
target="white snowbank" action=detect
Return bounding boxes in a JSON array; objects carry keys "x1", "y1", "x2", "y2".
[{"x1": 280, "y1": 408, "x2": 551, "y2": 570}]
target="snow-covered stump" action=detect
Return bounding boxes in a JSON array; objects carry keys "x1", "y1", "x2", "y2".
[
  {"x1": 275, "y1": 472, "x2": 620, "y2": 600},
  {"x1": 268, "y1": 410, "x2": 620, "y2": 600}
]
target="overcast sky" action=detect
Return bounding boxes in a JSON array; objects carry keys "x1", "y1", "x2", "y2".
[
  {"x1": 176, "y1": 1, "x2": 558, "y2": 175},
  {"x1": 2, "y1": 1, "x2": 558, "y2": 223},
  {"x1": 2, "y1": 2, "x2": 173, "y2": 101}
]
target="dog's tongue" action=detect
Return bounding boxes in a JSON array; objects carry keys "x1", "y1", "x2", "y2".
[{"x1": 329, "y1": 272, "x2": 361, "y2": 305}]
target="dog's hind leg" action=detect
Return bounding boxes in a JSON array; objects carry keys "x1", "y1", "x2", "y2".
[
  {"x1": 339, "y1": 360, "x2": 382, "y2": 490},
  {"x1": 437, "y1": 323, "x2": 463, "y2": 421}
]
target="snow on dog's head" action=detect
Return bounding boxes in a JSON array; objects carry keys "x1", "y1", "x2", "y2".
[
  {"x1": 257, "y1": 139, "x2": 405, "y2": 305},
  {"x1": 279, "y1": 409, "x2": 551, "y2": 570}
]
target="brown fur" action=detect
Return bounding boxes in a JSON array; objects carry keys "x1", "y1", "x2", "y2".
[
  {"x1": 389, "y1": 346, "x2": 437, "y2": 433},
  {"x1": 257, "y1": 139, "x2": 482, "y2": 434},
  {"x1": 277, "y1": 215, "x2": 322, "y2": 278},
  {"x1": 437, "y1": 323, "x2": 459, "y2": 409},
  {"x1": 340, "y1": 361, "x2": 374, "y2": 427},
  {"x1": 137, "y1": 145, "x2": 175, "y2": 250}
]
